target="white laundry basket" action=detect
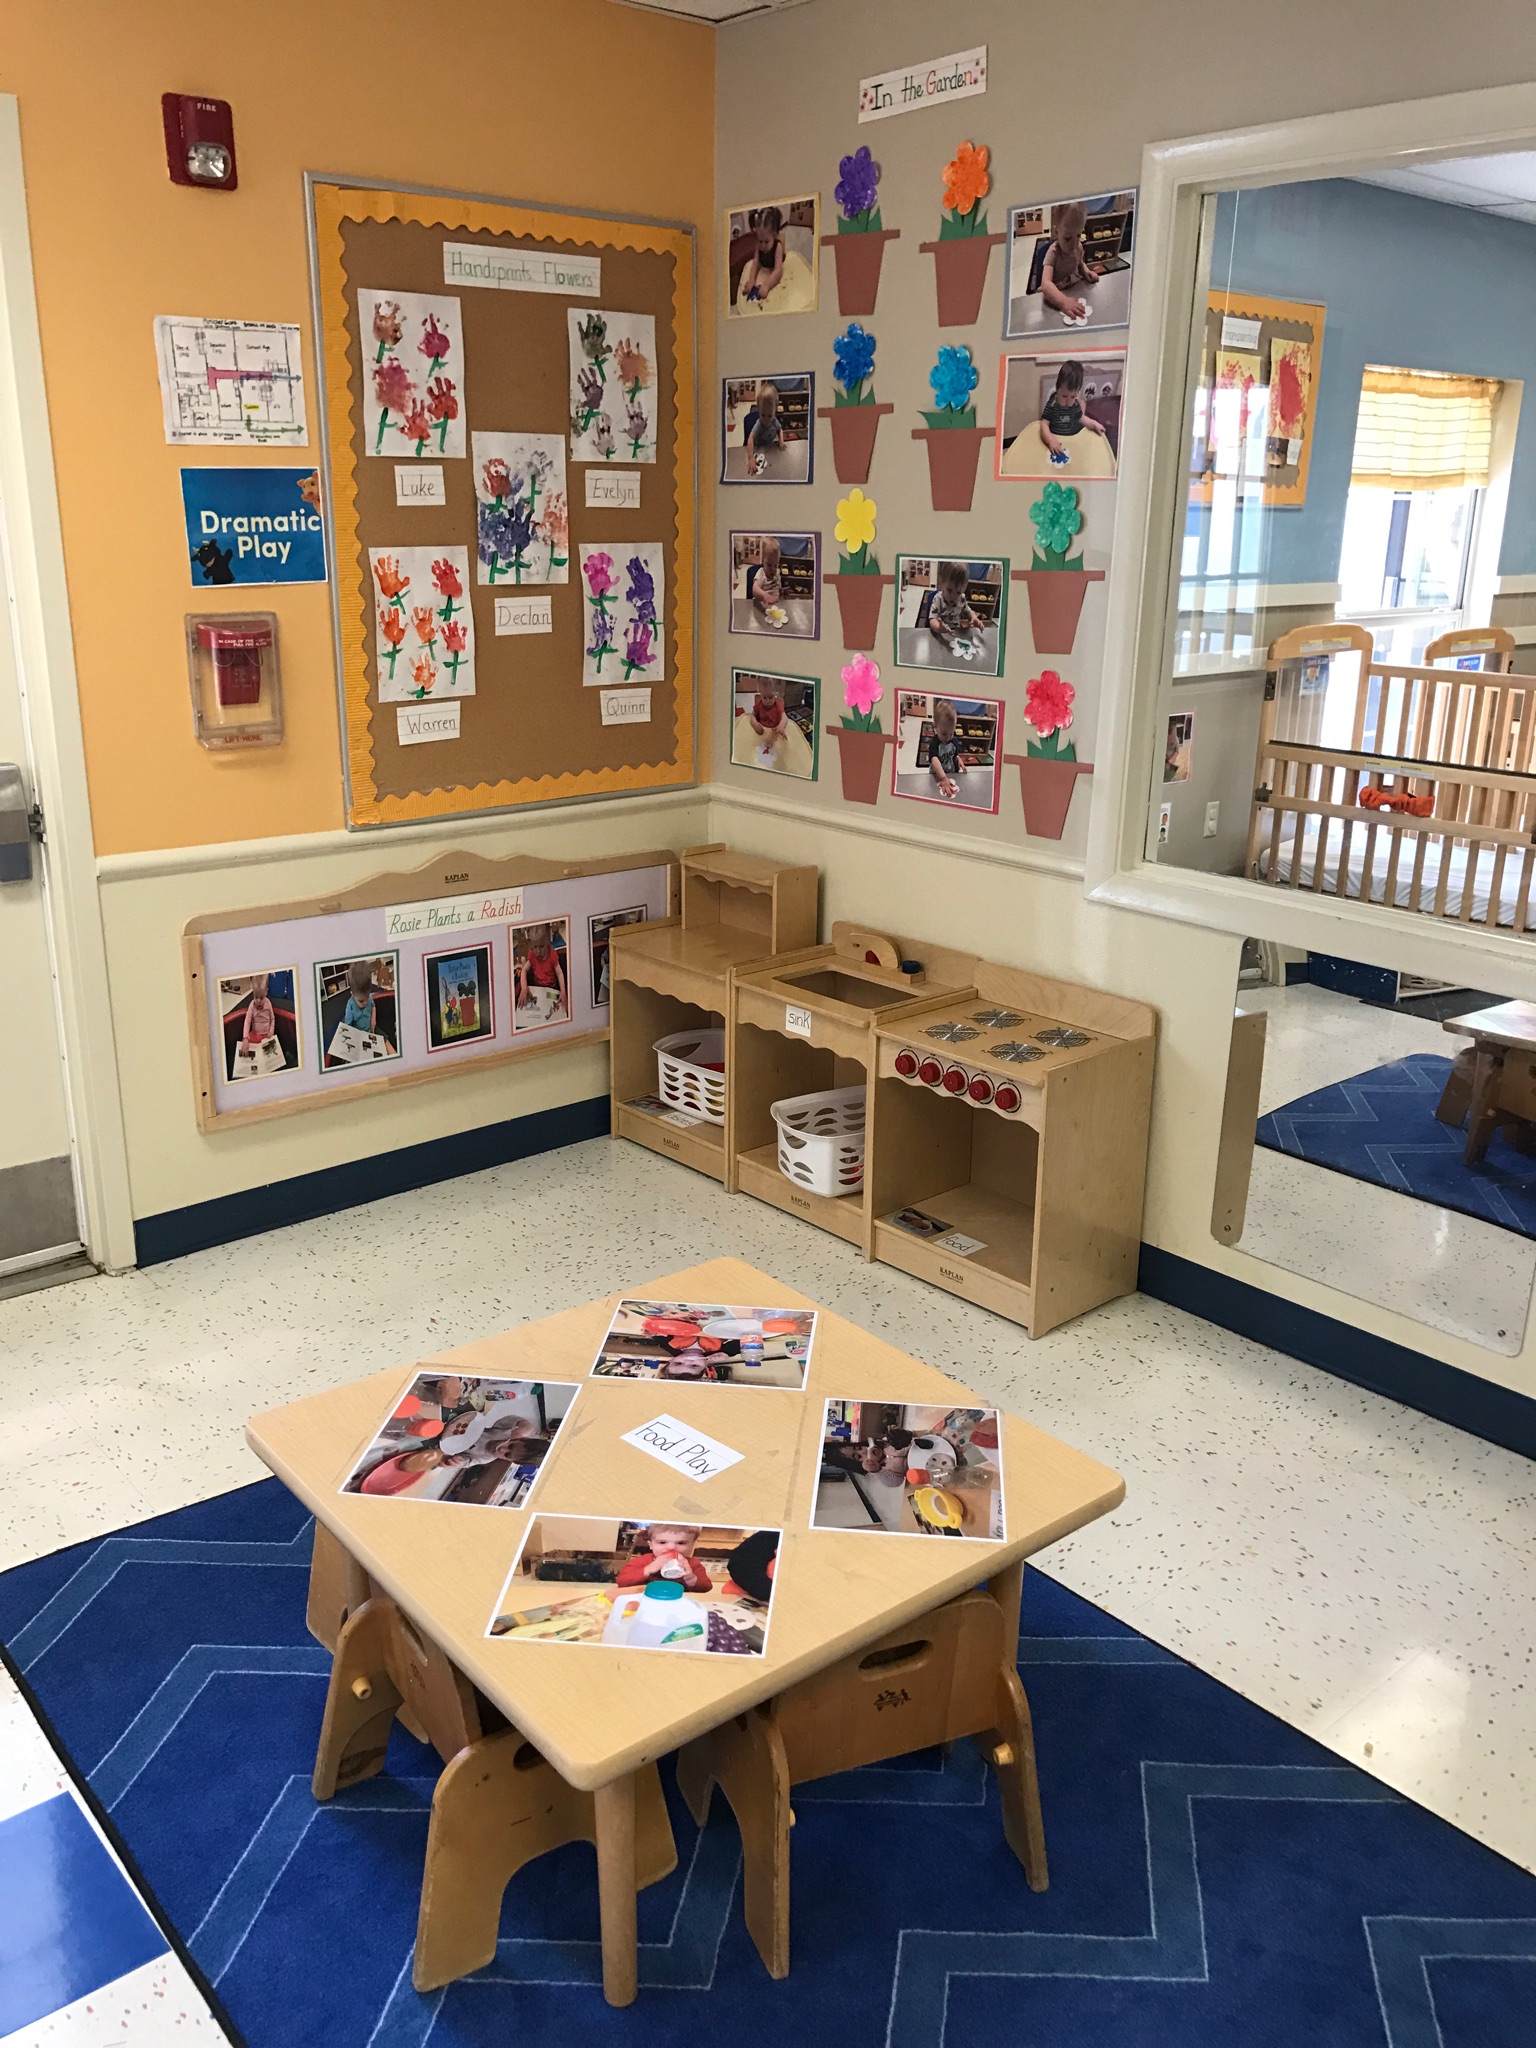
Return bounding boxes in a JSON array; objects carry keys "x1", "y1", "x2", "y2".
[
  {"x1": 654, "y1": 1029, "x2": 727, "y2": 1124},
  {"x1": 770, "y1": 1084, "x2": 867, "y2": 1197}
]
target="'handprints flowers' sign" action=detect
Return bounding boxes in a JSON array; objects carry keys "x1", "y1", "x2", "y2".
[
  {"x1": 471, "y1": 432, "x2": 570, "y2": 586},
  {"x1": 359, "y1": 289, "x2": 465, "y2": 460},
  {"x1": 581, "y1": 541, "x2": 664, "y2": 687},
  {"x1": 368, "y1": 546, "x2": 476, "y2": 701},
  {"x1": 569, "y1": 310, "x2": 657, "y2": 464}
]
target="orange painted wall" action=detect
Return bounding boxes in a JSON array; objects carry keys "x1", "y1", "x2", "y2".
[{"x1": 1, "y1": 0, "x2": 715, "y2": 855}]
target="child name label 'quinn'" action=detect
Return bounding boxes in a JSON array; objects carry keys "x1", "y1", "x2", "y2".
[
  {"x1": 600, "y1": 687, "x2": 652, "y2": 726},
  {"x1": 584, "y1": 468, "x2": 642, "y2": 510},
  {"x1": 494, "y1": 593, "x2": 554, "y2": 635},
  {"x1": 619, "y1": 1413, "x2": 745, "y2": 1484},
  {"x1": 395, "y1": 464, "x2": 446, "y2": 507},
  {"x1": 784, "y1": 1004, "x2": 813, "y2": 1038},
  {"x1": 396, "y1": 701, "x2": 461, "y2": 745}
]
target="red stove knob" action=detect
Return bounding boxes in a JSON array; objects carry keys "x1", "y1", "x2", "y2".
[
  {"x1": 942, "y1": 1064, "x2": 968, "y2": 1094},
  {"x1": 918, "y1": 1057, "x2": 944, "y2": 1087},
  {"x1": 993, "y1": 1082, "x2": 1021, "y2": 1113},
  {"x1": 894, "y1": 1049, "x2": 918, "y2": 1078},
  {"x1": 967, "y1": 1073, "x2": 994, "y2": 1105}
]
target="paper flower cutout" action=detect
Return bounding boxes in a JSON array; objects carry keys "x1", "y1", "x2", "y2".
[
  {"x1": 833, "y1": 321, "x2": 877, "y2": 396},
  {"x1": 840, "y1": 652, "x2": 883, "y2": 730},
  {"x1": 1030, "y1": 481, "x2": 1084, "y2": 563},
  {"x1": 1024, "y1": 670, "x2": 1077, "y2": 758},
  {"x1": 374, "y1": 555, "x2": 410, "y2": 605},
  {"x1": 615, "y1": 338, "x2": 651, "y2": 392},
  {"x1": 928, "y1": 345, "x2": 979, "y2": 415},
  {"x1": 418, "y1": 314, "x2": 451, "y2": 374},
  {"x1": 942, "y1": 140, "x2": 990, "y2": 219},
  {"x1": 625, "y1": 553, "x2": 657, "y2": 626},
  {"x1": 583, "y1": 550, "x2": 616, "y2": 602},
  {"x1": 835, "y1": 145, "x2": 881, "y2": 226},
  {"x1": 411, "y1": 654, "x2": 437, "y2": 696},
  {"x1": 431, "y1": 557, "x2": 463, "y2": 619},
  {"x1": 834, "y1": 487, "x2": 878, "y2": 554},
  {"x1": 371, "y1": 300, "x2": 403, "y2": 355}
]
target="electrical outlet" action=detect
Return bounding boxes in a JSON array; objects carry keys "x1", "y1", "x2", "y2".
[
  {"x1": 1204, "y1": 800, "x2": 1220, "y2": 837},
  {"x1": 1157, "y1": 802, "x2": 1172, "y2": 845}
]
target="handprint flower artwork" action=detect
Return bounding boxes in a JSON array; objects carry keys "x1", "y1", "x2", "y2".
[
  {"x1": 471, "y1": 433, "x2": 570, "y2": 585},
  {"x1": 359, "y1": 288, "x2": 465, "y2": 459},
  {"x1": 581, "y1": 541, "x2": 664, "y2": 686},
  {"x1": 569, "y1": 310, "x2": 657, "y2": 463},
  {"x1": 368, "y1": 546, "x2": 475, "y2": 700}
]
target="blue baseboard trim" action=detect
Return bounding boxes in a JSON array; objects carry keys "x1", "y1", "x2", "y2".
[
  {"x1": 134, "y1": 1096, "x2": 611, "y2": 1268},
  {"x1": 1138, "y1": 1243, "x2": 1536, "y2": 1461}
]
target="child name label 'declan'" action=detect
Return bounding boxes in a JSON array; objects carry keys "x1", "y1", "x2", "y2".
[
  {"x1": 494, "y1": 593, "x2": 554, "y2": 634},
  {"x1": 620, "y1": 1414, "x2": 745, "y2": 1484}
]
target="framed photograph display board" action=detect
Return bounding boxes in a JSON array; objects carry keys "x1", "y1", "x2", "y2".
[
  {"x1": 307, "y1": 177, "x2": 696, "y2": 829},
  {"x1": 1193, "y1": 290, "x2": 1325, "y2": 508},
  {"x1": 184, "y1": 847, "x2": 676, "y2": 1130}
]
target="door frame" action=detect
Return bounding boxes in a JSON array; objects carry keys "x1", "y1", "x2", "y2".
[{"x1": 0, "y1": 97, "x2": 133, "y2": 1270}]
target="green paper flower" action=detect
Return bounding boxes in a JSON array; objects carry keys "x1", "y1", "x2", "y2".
[{"x1": 1029, "y1": 481, "x2": 1083, "y2": 565}]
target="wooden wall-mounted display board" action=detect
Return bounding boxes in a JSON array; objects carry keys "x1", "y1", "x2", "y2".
[
  {"x1": 307, "y1": 176, "x2": 696, "y2": 828},
  {"x1": 185, "y1": 848, "x2": 677, "y2": 1131},
  {"x1": 1194, "y1": 290, "x2": 1325, "y2": 508}
]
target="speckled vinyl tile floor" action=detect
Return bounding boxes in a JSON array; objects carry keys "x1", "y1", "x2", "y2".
[{"x1": 0, "y1": 1137, "x2": 1532, "y2": 1879}]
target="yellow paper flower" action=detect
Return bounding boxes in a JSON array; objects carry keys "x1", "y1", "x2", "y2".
[{"x1": 834, "y1": 487, "x2": 877, "y2": 552}]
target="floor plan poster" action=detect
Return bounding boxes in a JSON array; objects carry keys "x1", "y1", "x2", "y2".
[
  {"x1": 471, "y1": 432, "x2": 570, "y2": 585},
  {"x1": 359, "y1": 288, "x2": 466, "y2": 460},
  {"x1": 580, "y1": 541, "x2": 664, "y2": 688},
  {"x1": 569, "y1": 310, "x2": 658, "y2": 463},
  {"x1": 154, "y1": 316, "x2": 307, "y2": 446},
  {"x1": 368, "y1": 545, "x2": 476, "y2": 701}
]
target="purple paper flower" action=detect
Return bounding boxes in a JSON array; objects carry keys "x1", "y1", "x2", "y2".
[
  {"x1": 625, "y1": 554, "x2": 657, "y2": 627},
  {"x1": 626, "y1": 399, "x2": 649, "y2": 454},
  {"x1": 623, "y1": 616, "x2": 656, "y2": 677},
  {"x1": 835, "y1": 145, "x2": 880, "y2": 225},
  {"x1": 587, "y1": 605, "x2": 615, "y2": 669},
  {"x1": 577, "y1": 364, "x2": 604, "y2": 423}
]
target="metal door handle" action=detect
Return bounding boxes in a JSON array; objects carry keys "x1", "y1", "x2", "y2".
[{"x1": 0, "y1": 761, "x2": 40, "y2": 882}]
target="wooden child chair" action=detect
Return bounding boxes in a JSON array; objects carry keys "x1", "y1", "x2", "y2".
[
  {"x1": 676, "y1": 1580, "x2": 1046, "y2": 1978},
  {"x1": 306, "y1": 1525, "x2": 676, "y2": 1993}
]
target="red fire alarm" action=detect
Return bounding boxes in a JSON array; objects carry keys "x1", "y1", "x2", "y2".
[{"x1": 162, "y1": 94, "x2": 238, "y2": 190}]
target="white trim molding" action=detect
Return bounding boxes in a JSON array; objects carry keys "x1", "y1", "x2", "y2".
[
  {"x1": 709, "y1": 781, "x2": 1087, "y2": 883},
  {"x1": 1496, "y1": 572, "x2": 1536, "y2": 596},
  {"x1": 1087, "y1": 79, "x2": 1536, "y2": 999}
]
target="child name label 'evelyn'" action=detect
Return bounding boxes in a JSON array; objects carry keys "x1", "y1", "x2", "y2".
[
  {"x1": 620, "y1": 1414, "x2": 745, "y2": 1484},
  {"x1": 395, "y1": 464, "x2": 446, "y2": 507},
  {"x1": 784, "y1": 1004, "x2": 813, "y2": 1038},
  {"x1": 443, "y1": 242, "x2": 601, "y2": 297},
  {"x1": 600, "y1": 687, "x2": 651, "y2": 726},
  {"x1": 585, "y1": 468, "x2": 642, "y2": 510},
  {"x1": 396, "y1": 702, "x2": 461, "y2": 746},
  {"x1": 494, "y1": 593, "x2": 554, "y2": 635},
  {"x1": 384, "y1": 887, "x2": 525, "y2": 940}
]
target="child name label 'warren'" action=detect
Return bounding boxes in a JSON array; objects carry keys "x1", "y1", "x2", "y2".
[
  {"x1": 585, "y1": 468, "x2": 642, "y2": 511},
  {"x1": 619, "y1": 1413, "x2": 745, "y2": 1484},
  {"x1": 395, "y1": 464, "x2": 446, "y2": 507},
  {"x1": 494, "y1": 593, "x2": 554, "y2": 635},
  {"x1": 396, "y1": 702, "x2": 461, "y2": 746}
]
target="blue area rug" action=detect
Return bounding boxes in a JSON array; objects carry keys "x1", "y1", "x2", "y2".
[
  {"x1": 1256, "y1": 1051, "x2": 1536, "y2": 1237},
  {"x1": 3, "y1": 1478, "x2": 1535, "y2": 2047}
]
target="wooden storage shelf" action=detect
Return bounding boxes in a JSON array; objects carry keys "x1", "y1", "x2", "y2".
[{"x1": 735, "y1": 1140, "x2": 866, "y2": 1245}]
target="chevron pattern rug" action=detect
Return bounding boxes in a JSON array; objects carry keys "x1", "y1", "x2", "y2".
[
  {"x1": 2, "y1": 1478, "x2": 1533, "y2": 2048},
  {"x1": 1256, "y1": 1051, "x2": 1536, "y2": 1237}
]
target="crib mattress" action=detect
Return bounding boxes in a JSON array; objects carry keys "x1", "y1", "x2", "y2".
[{"x1": 1261, "y1": 819, "x2": 1534, "y2": 930}]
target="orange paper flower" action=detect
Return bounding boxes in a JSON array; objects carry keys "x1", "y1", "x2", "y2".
[
  {"x1": 374, "y1": 556, "x2": 409, "y2": 602},
  {"x1": 412, "y1": 655, "x2": 437, "y2": 693},
  {"x1": 378, "y1": 607, "x2": 406, "y2": 647},
  {"x1": 942, "y1": 140, "x2": 990, "y2": 216},
  {"x1": 411, "y1": 605, "x2": 438, "y2": 647}
]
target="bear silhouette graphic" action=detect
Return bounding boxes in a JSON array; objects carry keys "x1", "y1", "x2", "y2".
[{"x1": 193, "y1": 539, "x2": 236, "y2": 584}]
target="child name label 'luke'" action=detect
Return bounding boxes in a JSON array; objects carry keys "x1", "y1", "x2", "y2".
[
  {"x1": 585, "y1": 468, "x2": 642, "y2": 510},
  {"x1": 620, "y1": 1414, "x2": 745, "y2": 1485},
  {"x1": 396, "y1": 702, "x2": 461, "y2": 746},
  {"x1": 443, "y1": 242, "x2": 601, "y2": 297},
  {"x1": 494, "y1": 593, "x2": 554, "y2": 635},
  {"x1": 395, "y1": 464, "x2": 446, "y2": 507},
  {"x1": 784, "y1": 1004, "x2": 813, "y2": 1038}
]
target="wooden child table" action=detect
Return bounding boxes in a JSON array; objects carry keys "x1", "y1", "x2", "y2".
[{"x1": 246, "y1": 1256, "x2": 1123, "y2": 2006}]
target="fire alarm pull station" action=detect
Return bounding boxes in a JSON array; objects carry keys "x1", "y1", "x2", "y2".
[{"x1": 186, "y1": 614, "x2": 283, "y2": 749}]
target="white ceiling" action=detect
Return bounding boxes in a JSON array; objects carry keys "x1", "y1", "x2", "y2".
[
  {"x1": 1356, "y1": 152, "x2": 1536, "y2": 227},
  {"x1": 609, "y1": 0, "x2": 808, "y2": 20}
]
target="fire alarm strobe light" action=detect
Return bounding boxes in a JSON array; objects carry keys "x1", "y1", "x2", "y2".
[
  {"x1": 942, "y1": 1064, "x2": 968, "y2": 1094},
  {"x1": 967, "y1": 1073, "x2": 994, "y2": 1105},
  {"x1": 917, "y1": 1057, "x2": 943, "y2": 1087},
  {"x1": 993, "y1": 1083, "x2": 1021, "y2": 1113},
  {"x1": 894, "y1": 1049, "x2": 919, "y2": 1078},
  {"x1": 162, "y1": 93, "x2": 238, "y2": 190}
]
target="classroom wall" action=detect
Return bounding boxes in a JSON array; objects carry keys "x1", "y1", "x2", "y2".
[{"x1": 712, "y1": 0, "x2": 1536, "y2": 1407}]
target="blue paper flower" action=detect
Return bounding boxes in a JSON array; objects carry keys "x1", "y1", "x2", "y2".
[
  {"x1": 833, "y1": 322, "x2": 877, "y2": 393},
  {"x1": 834, "y1": 145, "x2": 880, "y2": 223},
  {"x1": 929, "y1": 345, "x2": 979, "y2": 414}
]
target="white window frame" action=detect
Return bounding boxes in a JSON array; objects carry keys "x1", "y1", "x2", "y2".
[{"x1": 1086, "y1": 80, "x2": 1536, "y2": 996}]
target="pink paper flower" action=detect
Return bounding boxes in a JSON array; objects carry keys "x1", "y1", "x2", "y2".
[
  {"x1": 584, "y1": 550, "x2": 616, "y2": 601},
  {"x1": 374, "y1": 358, "x2": 414, "y2": 414},
  {"x1": 418, "y1": 313, "x2": 450, "y2": 370},
  {"x1": 841, "y1": 653, "x2": 882, "y2": 715},
  {"x1": 1024, "y1": 669, "x2": 1075, "y2": 737}
]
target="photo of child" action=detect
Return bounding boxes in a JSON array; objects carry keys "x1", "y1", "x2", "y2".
[
  {"x1": 730, "y1": 668, "x2": 818, "y2": 779},
  {"x1": 721, "y1": 373, "x2": 813, "y2": 483},
  {"x1": 588, "y1": 905, "x2": 647, "y2": 1008},
  {"x1": 1005, "y1": 191, "x2": 1137, "y2": 338},
  {"x1": 996, "y1": 348, "x2": 1125, "y2": 481},
  {"x1": 340, "y1": 1372, "x2": 579, "y2": 1510},
  {"x1": 315, "y1": 954, "x2": 400, "y2": 1070},
  {"x1": 424, "y1": 944, "x2": 495, "y2": 1053},
  {"x1": 591, "y1": 1297, "x2": 818, "y2": 1391},
  {"x1": 511, "y1": 918, "x2": 571, "y2": 1034},
  {"x1": 894, "y1": 557, "x2": 1007, "y2": 678},
  {"x1": 812, "y1": 1399, "x2": 1005, "y2": 1541},
  {"x1": 1164, "y1": 711, "x2": 1195, "y2": 784},
  {"x1": 892, "y1": 691, "x2": 1002, "y2": 814},
  {"x1": 488, "y1": 1516, "x2": 781, "y2": 1656},
  {"x1": 729, "y1": 531, "x2": 820, "y2": 639},
  {"x1": 220, "y1": 967, "x2": 299, "y2": 1083},
  {"x1": 725, "y1": 195, "x2": 819, "y2": 319}
]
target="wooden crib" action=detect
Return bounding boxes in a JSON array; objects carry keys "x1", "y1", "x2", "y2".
[{"x1": 1245, "y1": 622, "x2": 1536, "y2": 932}]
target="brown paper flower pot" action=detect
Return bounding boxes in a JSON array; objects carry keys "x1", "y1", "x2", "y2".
[
  {"x1": 1011, "y1": 568, "x2": 1107, "y2": 655},
  {"x1": 823, "y1": 572, "x2": 894, "y2": 650},
  {"x1": 820, "y1": 230, "x2": 901, "y2": 316},
  {"x1": 1005, "y1": 755, "x2": 1095, "y2": 839},
  {"x1": 911, "y1": 428, "x2": 994, "y2": 512},
  {"x1": 826, "y1": 725, "x2": 892, "y2": 805},
  {"x1": 918, "y1": 233, "x2": 1006, "y2": 326},
  {"x1": 817, "y1": 403, "x2": 895, "y2": 486}
]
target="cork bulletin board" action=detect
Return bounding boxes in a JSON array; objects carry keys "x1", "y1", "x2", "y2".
[
  {"x1": 307, "y1": 177, "x2": 696, "y2": 829},
  {"x1": 1193, "y1": 289, "x2": 1325, "y2": 509}
]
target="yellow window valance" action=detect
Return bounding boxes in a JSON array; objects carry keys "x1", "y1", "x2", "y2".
[{"x1": 1350, "y1": 366, "x2": 1501, "y2": 491}]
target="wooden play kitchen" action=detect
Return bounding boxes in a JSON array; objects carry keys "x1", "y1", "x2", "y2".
[
  {"x1": 609, "y1": 848, "x2": 1158, "y2": 1339},
  {"x1": 247, "y1": 1256, "x2": 1125, "y2": 2004}
]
